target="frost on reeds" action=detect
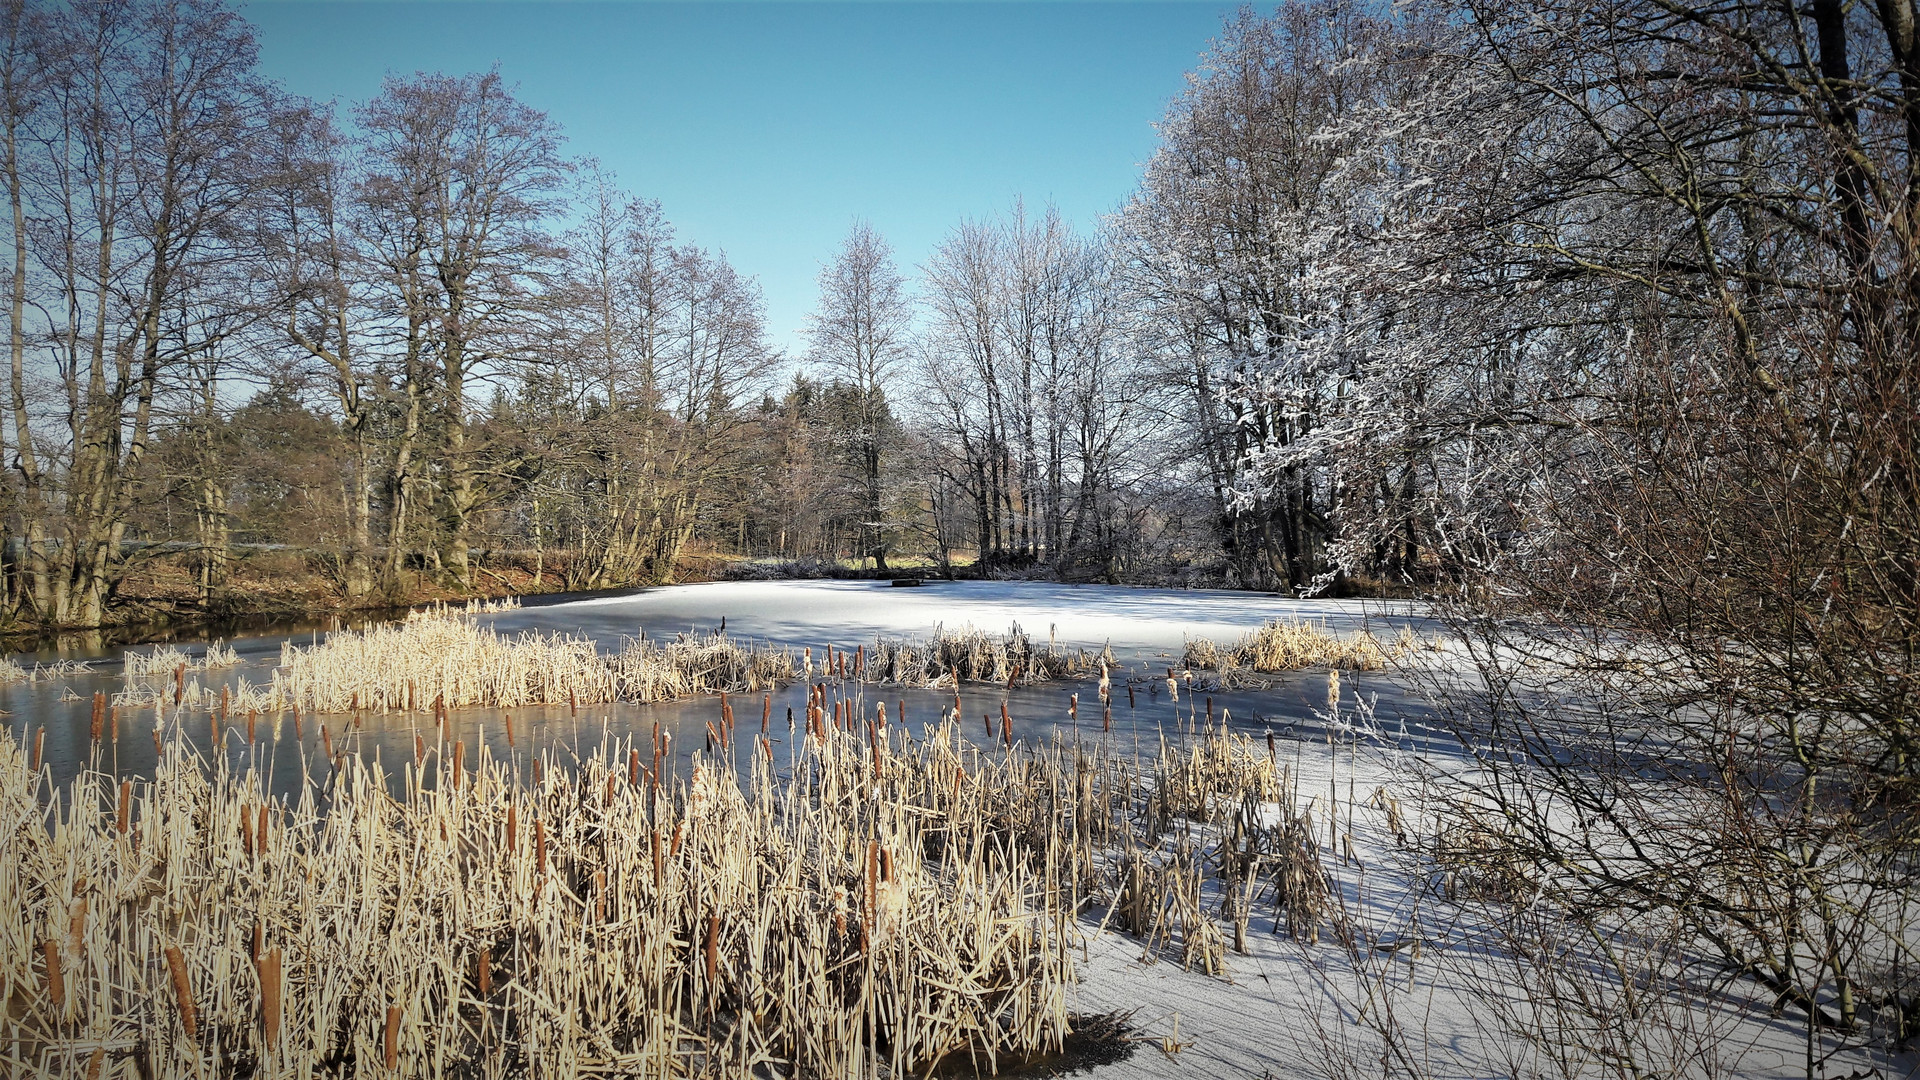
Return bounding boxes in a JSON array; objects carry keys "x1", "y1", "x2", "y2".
[
  {"x1": 0, "y1": 657, "x2": 95, "y2": 685},
  {"x1": 122, "y1": 640, "x2": 240, "y2": 679},
  {"x1": 606, "y1": 632, "x2": 801, "y2": 702},
  {"x1": 1182, "y1": 620, "x2": 1432, "y2": 687},
  {"x1": 0, "y1": 714, "x2": 1087, "y2": 1077},
  {"x1": 867, "y1": 622, "x2": 1111, "y2": 687},
  {"x1": 274, "y1": 613, "x2": 617, "y2": 713},
  {"x1": 271, "y1": 614, "x2": 803, "y2": 714}
]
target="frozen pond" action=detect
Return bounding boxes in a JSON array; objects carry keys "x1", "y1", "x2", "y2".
[{"x1": 4, "y1": 580, "x2": 1445, "y2": 797}]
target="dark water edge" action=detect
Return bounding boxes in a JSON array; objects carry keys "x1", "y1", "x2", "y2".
[{"x1": 0, "y1": 583, "x2": 666, "y2": 661}]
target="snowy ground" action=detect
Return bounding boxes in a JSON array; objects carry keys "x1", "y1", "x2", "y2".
[{"x1": 1058, "y1": 732, "x2": 1916, "y2": 1080}]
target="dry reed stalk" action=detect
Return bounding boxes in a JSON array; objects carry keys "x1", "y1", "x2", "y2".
[
  {"x1": 260, "y1": 948, "x2": 282, "y2": 1045},
  {"x1": 165, "y1": 944, "x2": 196, "y2": 1037}
]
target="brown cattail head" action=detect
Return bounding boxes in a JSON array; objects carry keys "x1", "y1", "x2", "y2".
[
  {"x1": 293, "y1": 708, "x2": 303, "y2": 738},
  {"x1": 762, "y1": 694, "x2": 771, "y2": 732},
  {"x1": 165, "y1": 944, "x2": 196, "y2": 1037},
  {"x1": 252, "y1": 919, "x2": 264, "y2": 962},
  {"x1": 452, "y1": 741, "x2": 465, "y2": 789},
  {"x1": 705, "y1": 913, "x2": 720, "y2": 982},
  {"x1": 322, "y1": 724, "x2": 333, "y2": 759},
  {"x1": 31, "y1": 727, "x2": 43, "y2": 772},
  {"x1": 534, "y1": 818, "x2": 547, "y2": 874},
  {"x1": 505, "y1": 804, "x2": 518, "y2": 854},
  {"x1": 1069, "y1": 693, "x2": 1078, "y2": 721},
  {"x1": 505, "y1": 713, "x2": 515, "y2": 746},
  {"x1": 259, "y1": 804, "x2": 270, "y2": 858},
  {"x1": 569, "y1": 688, "x2": 578, "y2": 716},
  {"x1": 90, "y1": 692, "x2": 103, "y2": 742},
  {"x1": 41, "y1": 938, "x2": 62, "y2": 1010},
  {"x1": 1104, "y1": 705, "x2": 1113, "y2": 733},
  {"x1": 247, "y1": 710, "x2": 257, "y2": 742},
  {"x1": 414, "y1": 733, "x2": 425, "y2": 765},
  {"x1": 1128, "y1": 682, "x2": 1136, "y2": 709},
  {"x1": 384, "y1": 1005, "x2": 401, "y2": 1069},
  {"x1": 84, "y1": 1047, "x2": 104, "y2": 1080},
  {"x1": 241, "y1": 808, "x2": 255, "y2": 859},
  {"x1": 629, "y1": 748, "x2": 640, "y2": 787},
  {"x1": 117, "y1": 780, "x2": 131, "y2": 834},
  {"x1": 477, "y1": 948, "x2": 492, "y2": 996},
  {"x1": 259, "y1": 948, "x2": 283, "y2": 1045}
]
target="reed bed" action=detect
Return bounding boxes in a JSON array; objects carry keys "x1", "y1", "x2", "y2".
[
  {"x1": 0, "y1": 657, "x2": 96, "y2": 685},
  {"x1": 273, "y1": 615, "x2": 617, "y2": 713},
  {"x1": 606, "y1": 633, "x2": 802, "y2": 703},
  {"x1": 0, "y1": 711, "x2": 1091, "y2": 1077},
  {"x1": 0, "y1": 671, "x2": 1359, "y2": 1078},
  {"x1": 866, "y1": 624, "x2": 1110, "y2": 688},
  {"x1": 122, "y1": 641, "x2": 241, "y2": 679},
  {"x1": 1181, "y1": 620, "x2": 1432, "y2": 686},
  {"x1": 270, "y1": 616, "x2": 804, "y2": 715}
]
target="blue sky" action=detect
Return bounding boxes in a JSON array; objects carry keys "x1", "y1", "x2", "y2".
[{"x1": 243, "y1": 1, "x2": 1239, "y2": 354}]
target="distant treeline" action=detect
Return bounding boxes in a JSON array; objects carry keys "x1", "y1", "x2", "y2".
[{"x1": 0, "y1": 0, "x2": 1912, "y2": 635}]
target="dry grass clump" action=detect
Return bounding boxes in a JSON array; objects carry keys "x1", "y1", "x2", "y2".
[
  {"x1": 606, "y1": 633, "x2": 802, "y2": 703},
  {"x1": 0, "y1": 710, "x2": 1085, "y2": 1077},
  {"x1": 868, "y1": 623, "x2": 1110, "y2": 687},
  {"x1": 1183, "y1": 620, "x2": 1431, "y2": 685},
  {"x1": 273, "y1": 614, "x2": 616, "y2": 713},
  {"x1": 122, "y1": 641, "x2": 240, "y2": 679},
  {"x1": 1151, "y1": 725, "x2": 1284, "y2": 823},
  {"x1": 269, "y1": 616, "x2": 805, "y2": 714}
]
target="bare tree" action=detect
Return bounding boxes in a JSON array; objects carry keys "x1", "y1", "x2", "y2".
[{"x1": 805, "y1": 221, "x2": 911, "y2": 569}]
